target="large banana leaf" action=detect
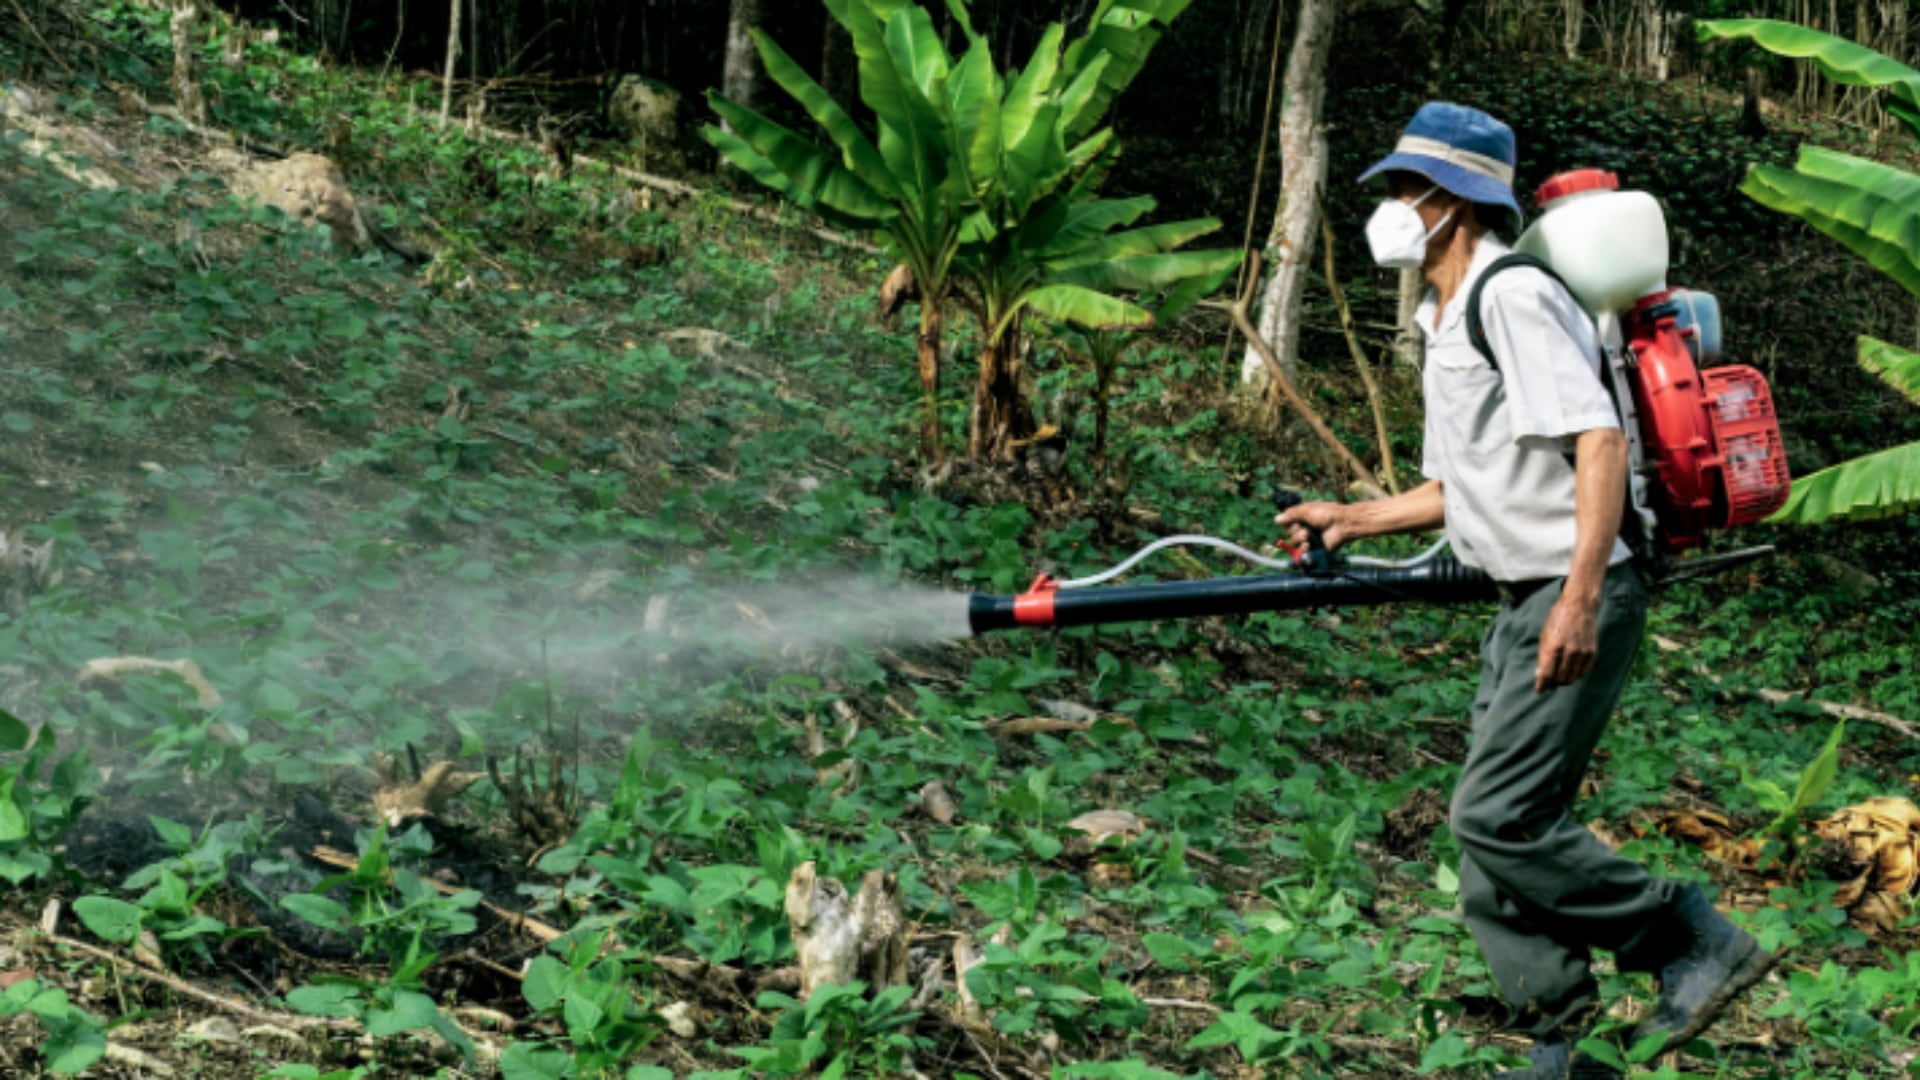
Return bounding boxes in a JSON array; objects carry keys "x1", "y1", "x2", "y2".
[
  {"x1": 1058, "y1": 0, "x2": 1193, "y2": 138},
  {"x1": 1018, "y1": 284, "x2": 1155, "y2": 333},
  {"x1": 874, "y1": 0, "x2": 916, "y2": 13},
  {"x1": 1047, "y1": 216, "x2": 1223, "y2": 267},
  {"x1": 1001, "y1": 24, "x2": 1066, "y2": 155},
  {"x1": 836, "y1": 4, "x2": 951, "y2": 198},
  {"x1": 1003, "y1": 101, "x2": 1071, "y2": 215},
  {"x1": 884, "y1": 4, "x2": 951, "y2": 99},
  {"x1": 1018, "y1": 195, "x2": 1156, "y2": 259},
  {"x1": 947, "y1": 37, "x2": 1001, "y2": 196},
  {"x1": 750, "y1": 29, "x2": 901, "y2": 202},
  {"x1": 1698, "y1": 19, "x2": 1920, "y2": 136},
  {"x1": 1696, "y1": 16, "x2": 1920, "y2": 528},
  {"x1": 1054, "y1": 50, "x2": 1113, "y2": 143},
  {"x1": 1066, "y1": 247, "x2": 1239, "y2": 366},
  {"x1": 1768, "y1": 442, "x2": 1920, "y2": 524},
  {"x1": 704, "y1": 99, "x2": 897, "y2": 225},
  {"x1": 1045, "y1": 248, "x2": 1244, "y2": 293},
  {"x1": 1740, "y1": 150, "x2": 1920, "y2": 298},
  {"x1": 1065, "y1": 128, "x2": 1116, "y2": 177},
  {"x1": 1153, "y1": 252, "x2": 1240, "y2": 323},
  {"x1": 942, "y1": 0, "x2": 976, "y2": 37},
  {"x1": 1859, "y1": 336, "x2": 1920, "y2": 405}
]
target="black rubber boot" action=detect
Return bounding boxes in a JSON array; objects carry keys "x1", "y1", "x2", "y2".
[
  {"x1": 1635, "y1": 885, "x2": 1777, "y2": 1050},
  {"x1": 1492, "y1": 1036, "x2": 1623, "y2": 1079}
]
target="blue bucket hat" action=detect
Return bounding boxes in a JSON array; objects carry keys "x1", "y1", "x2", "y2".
[{"x1": 1359, "y1": 102, "x2": 1523, "y2": 227}]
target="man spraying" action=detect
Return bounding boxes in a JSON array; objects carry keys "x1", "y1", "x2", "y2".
[{"x1": 1279, "y1": 103, "x2": 1776, "y2": 1078}]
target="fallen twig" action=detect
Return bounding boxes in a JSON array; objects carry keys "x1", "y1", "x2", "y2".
[
  {"x1": 1324, "y1": 1034, "x2": 1423, "y2": 1076},
  {"x1": 1140, "y1": 996, "x2": 1220, "y2": 1012},
  {"x1": 45, "y1": 934, "x2": 355, "y2": 1032},
  {"x1": 78, "y1": 656, "x2": 222, "y2": 709},
  {"x1": 988, "y1": 716, "x2": 1115, "y2": 737},
  {"x1": 453, "y1": 949, "x2": 526, "y2": 984},
  {"x1": 1651, "y1": 635, "x2": 1920, "y2": 740},
  {"x1": 986, "y1": 714, "x2": 1213, "y2": 749},
  {"x1": 104, "y1": 1042, "x2": 174, "y2": 1077}
]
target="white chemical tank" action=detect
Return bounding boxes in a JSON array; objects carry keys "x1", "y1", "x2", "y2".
[{"x1": 1513, "y1": 169, "x2": 1669, "y2": 316}]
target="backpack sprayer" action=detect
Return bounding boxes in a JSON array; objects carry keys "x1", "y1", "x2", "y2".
[{"x1": 970, "y1": 171, "x2": 1792, "y2": 636}]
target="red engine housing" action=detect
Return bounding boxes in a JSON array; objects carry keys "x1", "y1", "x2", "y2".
[{"x1": 1621, "y1": 295, "x2": 1791, "y2": 552}]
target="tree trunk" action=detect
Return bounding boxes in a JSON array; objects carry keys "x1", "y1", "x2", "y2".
[
  {"x1": 1240, "y1": 0, "x2": 1336, "y2": 388},
  {"x1": 1394, "y1": 268, "x2": 1425, "y2": 369},
  {"x1": 917, "y1": 300, "x2": 944, "y2": 465},
  {"x1": 439, "y1": 0, "x2": 461, "y2": 127},
  {"x1": 1890, "y1": 2, "x2": 1908, "y2": 88},
  {"x1": 1634, "y1": 0, "x2": 1672, "y2": 80},
  {"x1": 171, "y1": 0, "x2": 205, "y2": 125},
  {"x1": 822, "y1": 16, "x2": 857, "y2": 111},
  {"x1": 1561, "y1": 0, "x2": 1582, "y2": 59},
  {"x1": 970, "y1": 318, "x2": 1034, "y2": 461},
  {"x1": 1220, "y1": 0, "x2": 1276, "y2": 134},
  {"x1": 723, "y1": 0, "x2": 763, "y2": 114},
  {"x1": 1740, "y1": 67, "x2": 1768, "y2": 138},
  {"x1": 1825, "y1": 0, "x2": 1840, "y2": 114}
]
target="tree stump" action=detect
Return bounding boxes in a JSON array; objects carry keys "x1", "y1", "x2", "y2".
[
  {"x1": 171, "y1": 0, "x2": 206, "y2": 126},
  {"x1": 784, "y1": 862, "x2": 908, "y2": 999},
  {"x1": 852, "y1": 870, "x2": 908, "y2": 990}
]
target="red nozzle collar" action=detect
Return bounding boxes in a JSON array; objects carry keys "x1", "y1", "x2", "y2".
[{"x1": 1013, "y1": 573, "x2": 1058, "y2": 627}]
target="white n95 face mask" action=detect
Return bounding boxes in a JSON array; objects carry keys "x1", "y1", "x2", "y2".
[{"x1": 1365, "y1": 186, "x2": 1453, "y2": 270}]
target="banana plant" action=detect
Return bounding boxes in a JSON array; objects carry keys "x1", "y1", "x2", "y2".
[
  {"x1": 1769, "y1": 337, "x2": 1920, "y2": 524},
  {"x1": 1700, "y1": 18, "x2": 1920, "y2": 523},
  {"x1": 1697, "y1": 18, "x2": 1920, "y2": 136},
  {"x1": 942, "y1": 8, "x2": 1232, "y2": 461},
  {"x1": 1050, "y1": 222, "x2": 1240, "y2": 469},
  {"x1": 957, "y1": 196, "x2": 1240, "y2": 461},
  {"x1": 705, "y1": 0, "x2": 1209, "y2": 464},
  {"x1": 704, "y1": 0, "x2": 962, "y2": 464}
]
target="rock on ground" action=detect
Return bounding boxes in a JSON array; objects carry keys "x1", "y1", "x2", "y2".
[
  {"x1": 236, "y1": 152, "x2": 369, "y2": 251},
  {"x1": 607, "y1": 76, "x2": 684, "y2": 159}
]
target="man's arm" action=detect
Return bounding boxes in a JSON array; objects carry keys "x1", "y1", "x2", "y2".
[
  {"x1": 1276, "y1": 479, "x2": 1445, "y2": 551},
  {"x1": 1535, "y1": 426, "x2": 1628, "y2": 692}
]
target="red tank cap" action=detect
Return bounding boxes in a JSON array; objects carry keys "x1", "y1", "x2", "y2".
[{"x1": 1535, "y1": 169, "x2": 1620, "y2": 208}]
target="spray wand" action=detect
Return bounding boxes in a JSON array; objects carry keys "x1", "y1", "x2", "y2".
[
  {"x1": 967, "y1": 490, "x2": 1499, "y2": 634},
  {"x1": 965, "y1": 490, "x2": 1774, "y2": 635}
]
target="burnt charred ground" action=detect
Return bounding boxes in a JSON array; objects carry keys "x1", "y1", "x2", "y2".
[{"x1": 2, "y1": 8, "x2": 1920, "y2": 1080}]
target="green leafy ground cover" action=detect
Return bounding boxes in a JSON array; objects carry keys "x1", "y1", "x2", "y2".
[{"x1": 1, "y1": 7, "x2": 1920, "y2": 1078}]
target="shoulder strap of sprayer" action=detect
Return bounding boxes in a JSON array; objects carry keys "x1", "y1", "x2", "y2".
[
  {"x1": 1465, "y1": 253, "x2": 1563, "y2": 374},
  {"x1": 1463, "y1": 253, "x2": 1655, "y2": 565}
]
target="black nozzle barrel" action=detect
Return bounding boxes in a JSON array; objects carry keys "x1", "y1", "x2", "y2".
[{"x1": 968, "y1": 557, "x2": 1498, "y2": 634}]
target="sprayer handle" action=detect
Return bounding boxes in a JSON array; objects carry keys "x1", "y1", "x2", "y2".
[{"x1": 1272, "y1": 488, "x2": 1332, "y2": 574}]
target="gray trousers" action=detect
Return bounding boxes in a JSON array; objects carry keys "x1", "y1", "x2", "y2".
[{"x1": 1452, "y1": 560, "x2": 1678, "y2": 1036}]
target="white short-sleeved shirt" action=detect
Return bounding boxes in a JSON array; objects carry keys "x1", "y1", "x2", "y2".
[{"x1": 1418, "y1": 238, "x2": 1633, "y2": 582}]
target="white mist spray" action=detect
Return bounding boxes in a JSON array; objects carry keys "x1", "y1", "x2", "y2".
[{"x1": 457, "y1": 576, "x2": 977, "y2": 691}]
